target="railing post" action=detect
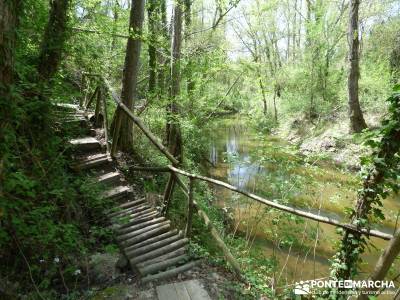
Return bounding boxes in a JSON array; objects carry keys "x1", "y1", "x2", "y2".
[
  {"x1": 111, "y1": 107, "x2": 122, "y2": 157},
  {"x1": 185, "y1": 177, "x2": 194, "y2": 238},
  {"x1": 101, "y1": 86, "x2": 110, "y2": 154},
  {"x1": 162, "y1": 172, "x2": 176, "y2": 215},
  {"x1": 80, "y1": 73, "x2": 86, "y2": 107},
  {"x1": 94, "y1": 86, "x2": 101, "y2": 127},
  {"x1": 85, "y1": 86, "x2": 99, "y2": 111}
]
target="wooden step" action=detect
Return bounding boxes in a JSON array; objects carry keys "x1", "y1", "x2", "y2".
[
  {"x1": 139, "y1": 254, "x2": 188, "y2": 276},
  {"x1": 113, "y1": 208, "x2": 155, "y2": 224},
  {"x1": 125, "y1": 229, "x2": 178, "y2": 252},
  {"x1": 114, "y1": 211, "x2": 159, "y2": 228},
  {"x1": 126, "y1": 231, "x2": 183, "y2": 258},
  {"x1": 117, "y1": 217, "x2": 166, "y2": 236},
  {"x1": 73, "y1": 154, "x2": 110, "y2": 170},
  {"x1": 110, "y1": 204, "x2": 150, "y2": 218},
  {"x1": 136, "y1": 247, "x2": 187, "y2": 269},
  {"x1": 54, "y1": 103, "x2": 81, "y2": 112},
  {"x1": 69, "y1": 137, "x2": 101, "y2": 151},
  {"x1": 117, "y1": 220, "x2": 170, "y2": 243},
  {"x1": 97, "y1": 172, "x2": 121, "y2": 185},
  {"x1": 118, "y1": 198, "x2": 146, "y2": 210},
  {"x1": 141, "y1": 260, "x2": 201, "y2": 284},
  {"x1": 129, "y1": 238, "x2": 188, "y2": 265},
  {"x1": 104, "y1": 185, "x2": 131, "y2": 200},
  {"x1": 120, "y1": 223, "x2": 171, "y2": 248}
]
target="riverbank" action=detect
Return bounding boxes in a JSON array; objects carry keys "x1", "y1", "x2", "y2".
[{"x1": 203, "y1": 114, "x2": 399, "y2": 290}]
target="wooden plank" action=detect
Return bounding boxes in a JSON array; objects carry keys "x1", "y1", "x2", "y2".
[
  {"x1": 115, "y1": 211, "x2": 159, "y2": 228},
  {"x1": 139, "y1": 254, "x2": 188, "y2": 276},
  {"x1": 184, "y1": 280, "x2": 212, "y2": 300},
  {"x1": 97, "y1": 171, "x2": 120, "y2": 185},
  {"x1": 168, "y1": 165, "x2": 393, "y2": 241},
  {"x1": 117, "y1": 217, "x2": 166, "y2": 236},
  {"x1": 126, "y1": 232, "x2": 182, "y2": 258},
  {"x1": 136, "y1": 247, "x2": 187, "y2": 268},
  {"x1": 141, "y1": 260, "x2": 201, "y2": 284},
  {"x1": 125, "y1": 229, "x2": 178, "y2": 251},
  {"x1": 129, "y1": 238, "x2": 188, "y2": 265},
  {"x1": 120, "y1": 223, "x2": 171, "y2": 247},
  {"x1": 156, "y1": 284, "x2": 179, "y2": 300},
  {"x1": 119, "y1": 198, "x2": 146, "y2": 209},
  {"x1": 173, "y1": 282, "x2": 191, "y2": 300},
  {"x1": 117, "y1": 221, "x2": 170, "y2": 242},
  {"x1": 110, "y1": 204, "x2": 150, "y2": 218}
]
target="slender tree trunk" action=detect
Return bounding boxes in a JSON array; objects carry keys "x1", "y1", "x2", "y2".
[
  {"x1": 37, "y1": 0, "x2": 70, "y2": 81},
  {"x1": 147, "y1": 0, "x2": 157, "y2": 94},
  {"x1": 259, "y1": 78, "x2": 267, "y2": 116},
  {"x1": 358, "y1": 228, "x2": 400, "y2": 299},
  {"x1": 111, "y1": 0, "x2": 119, "y2": 51},
  {"x1": 348, "y1": 0, "x2": 367, "y2": 133},
  {"x1": 184, "y1": 0, "x2": 195, "y2": 99},
  {"x1": 113, "y1": 0, "x2": 145, "y2": 152},
  {"x1": 157, "y1": 0, "x2": 168, "y2": 97}
]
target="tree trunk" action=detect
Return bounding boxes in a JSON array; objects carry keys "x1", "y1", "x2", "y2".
[
  {"x1": 259, "y1": 78, "x2": 267, "y2": 116},
  {"x1": 147, "y1": 0, "x2": 157, "y2": 94},
  {"x1": 162, "y1": 0, "x2": 184, "y2": 211},
  {"x1": 348, "y1": 0, "x2": 367, "y2": 133},
  {"x1": 0, "y1": 0, "x2": 19, "y2": 96},
  {"x1": 156, "y1": 0, "x2": 168, "y2": 97},
  {"x1": 113, "y1": 0, "x2": 145, "y2": 153},
  {"x1": 166, "y1": 0, "x2": 183, "y2": 162},
  {"x1": 358, "y1": 228, "x2": 400, "y2": 299},
  {"x1": 37, "y1": 0, "x2": 70, "y2": 81},
  {"x1": 111, "y1": 0, "x2": 119, "y2": 51}
]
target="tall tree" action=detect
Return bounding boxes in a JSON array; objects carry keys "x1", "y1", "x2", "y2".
[
  {"x1": 166, "y1": 0, "x2": 183, "y2": 161},
  {"x1": 162, "y1": 0, "x2": 184, "y2": 215},
  {"x1": 347, "y1": 0, "x2": 367, "y2": 133},
  {"x1": 37, "y1": 0, "x2": 70, "y2": 81},
  {"x1": 147, "y1": 0, "x2": 157, "y2": 94},
  {"x1": 0, "y1": 0, "x2": 20, "y2": 95},
  {"x1": 112, "y1": 0, "x2": 145, "y2": 153}
]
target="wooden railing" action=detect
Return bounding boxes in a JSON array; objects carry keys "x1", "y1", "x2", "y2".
[{"x1": 80, "y1": 72, "x2": 393, "y2": 280}]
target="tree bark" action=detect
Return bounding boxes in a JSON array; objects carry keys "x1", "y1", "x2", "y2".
[
  {"x1": 0, "y1": 0, "x2": 20, "y2": 96},
  {"x1": 113, "y1": 0, "x2": 145, "y2": 152},
  {"x1": 147, "y1": 0, "x2": 157, "y2": 94},
  {"x1": 358, "y1": 228, "x2": 400, "y2": 299},
  {"x1": 166, "y1": 0, "x2": 183, "y2": 162},
  {"x1": 37, "y1": 0, "x2": 70, "y2": 81},
  {"x1": 348, "y1": 0, "x2": 367, "y2": 133}
]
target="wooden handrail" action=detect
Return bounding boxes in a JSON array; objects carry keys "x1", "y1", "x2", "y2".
[
  {"x1": 168, "y1": 165, "x2": 393, "y2": 241},
  {"x1": 101, "y1": 78, "x2": 180, "y2": 166}
]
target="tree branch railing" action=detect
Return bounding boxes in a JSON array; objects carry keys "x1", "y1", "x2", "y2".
[{"x1": 80, "y1": 73, "x2": 393, "y2": 282}]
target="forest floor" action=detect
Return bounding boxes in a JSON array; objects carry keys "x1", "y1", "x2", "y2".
[{"x1": 87, "y1": 255, "x2": 243, "y2": 300}]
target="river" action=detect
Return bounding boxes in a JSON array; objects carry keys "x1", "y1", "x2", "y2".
[{"x1": 204, "y1": 116, "x2": 400, "y2": 290}]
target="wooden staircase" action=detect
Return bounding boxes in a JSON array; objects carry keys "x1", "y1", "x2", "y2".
[{"x1": 57, "y1": 103, "x2": 199, "y2": 283}]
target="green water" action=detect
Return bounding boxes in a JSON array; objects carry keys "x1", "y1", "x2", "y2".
[{"x1": 205, "y1": 116, "x2": 400, "y2": 286}]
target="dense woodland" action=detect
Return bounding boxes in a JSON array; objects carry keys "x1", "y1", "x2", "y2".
[{"x1": 1, "y1": 0, "x2": 400, "y2": 299}]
